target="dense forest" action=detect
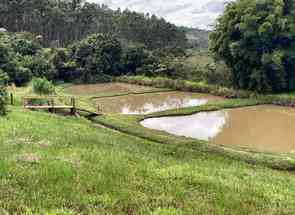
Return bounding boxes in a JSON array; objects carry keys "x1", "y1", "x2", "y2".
[
  {"x1": 210, "y1": 0, "x2": 295, "y2": 93},
  {"x1": 0, "y1": 0, "x2": 187, "y2": 50}
]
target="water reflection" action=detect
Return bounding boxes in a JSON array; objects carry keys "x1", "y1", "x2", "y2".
[
  {"x1": 141, "y1": 111, "x2": 228, "y2": 140},
  {"x1": 141, "y1": 105, "x2": 295, "y2": 153},
  {"x1": 95, "y1": 92, "x2": 223, "y2": 114}
]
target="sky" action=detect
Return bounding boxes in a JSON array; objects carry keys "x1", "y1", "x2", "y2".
[{"x1": 87, "y1": 0, "x2": 232, "y2": 29}]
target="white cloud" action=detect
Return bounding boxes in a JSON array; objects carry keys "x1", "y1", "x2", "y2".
[{"x1": 86, "y1": 0, "x2": 232, "y2": 29}]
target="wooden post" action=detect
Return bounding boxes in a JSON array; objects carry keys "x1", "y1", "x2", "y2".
[
  {"x1": 71, "y1": 97, "x2": 76, "y2": 115},
  {"x1": 10, "y1": 93, "x2": 13, "y2": 105},
  {"x1": 49, "y1": 98, "x2": 54, "y2": 113}
]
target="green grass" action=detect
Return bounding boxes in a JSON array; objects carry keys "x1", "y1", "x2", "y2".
[
  {"x1": 1, "y1": 106, "x2": 295, "y2": 214},
  {"x1": 5, "y1": 82, "x2": 295, "y2": 214},
  {"x1": 93, "y1": 99, "x2": 295, "y2": 170}
]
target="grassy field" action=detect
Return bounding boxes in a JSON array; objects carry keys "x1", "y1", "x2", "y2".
[
  {"x1": 3, "y1": 82, "x2": 295, "y2": 214},
  {"x1": 1, "y1": 106, "x2": 295, "y2": 214}
]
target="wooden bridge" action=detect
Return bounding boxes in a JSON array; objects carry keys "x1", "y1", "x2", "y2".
[{"x1": 22, "y1": 96, "x2": 100, "y2": 117}]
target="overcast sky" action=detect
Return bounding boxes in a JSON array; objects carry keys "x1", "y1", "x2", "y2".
[{"x1": 87, "y1": 0, "x2": 232, "y2": 29}]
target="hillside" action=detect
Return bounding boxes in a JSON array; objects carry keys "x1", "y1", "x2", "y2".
[
  {"x1": 0, "y1": 0, "x2": 187, "y2": 50},
  {"x1": 1, "y1": 84, "x2": 295, "y2": 214},
  {"x1": 184, "y1": 27, "x2": 210, "y2": 50}
]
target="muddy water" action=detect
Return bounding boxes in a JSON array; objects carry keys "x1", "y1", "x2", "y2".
[
  {"x1": 141, "y1": 105, "x2": 295, "y2": 153},
  {"x1": 94, "y1": 92, "x2": 223, "y2": 114},
  {"x1": 65, "y1": 83, "x2": 159, "y2": 96}
]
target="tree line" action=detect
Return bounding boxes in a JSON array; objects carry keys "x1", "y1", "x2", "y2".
[
  {"x1": 210, "y1": 0, "x2": 295, "y2": 93},
  {"x1": 0, "y1": 0, "x2": 187, "y2": 50}
]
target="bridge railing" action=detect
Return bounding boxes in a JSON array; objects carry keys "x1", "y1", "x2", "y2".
[{"x1": 22, "y1": 96, "x2": 76, "y2": 109}]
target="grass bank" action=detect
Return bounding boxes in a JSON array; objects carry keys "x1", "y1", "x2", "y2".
[
  {"x1": 117, "y1": 76, "x2": 295, "y2": 107},
  {"x1": 116, "y1": 76, "x2": 255, "y2": 99},
  {"x1": 93, "y1": 99, "x2": 295, "y2": 171},
  {"x1": 1, "y1": 106, "x2": 295, "y2": 214}
]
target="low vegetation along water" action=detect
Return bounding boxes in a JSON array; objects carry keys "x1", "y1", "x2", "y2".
[
  {"x1": 141, "y1": 105, "x2": 295, "y2": 153},
  {"x1": 94, "y1": 91, "x2": 224, "y2": 114}
]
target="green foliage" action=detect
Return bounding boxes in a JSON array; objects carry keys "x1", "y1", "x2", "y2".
[
  {"x1": 50, "y1": 49, "x2": 79, "y2": 82},
  {"x1": 151, "y1": 52, "x2": 232, "y2": 87},
  {"x1": 6, "y1": 62, "x2": 33, "y2": 86},
  {"x1": 210, "y1": 0, "x2": 295, "y2": 93},
  {"x1": 24, "y1": 54, "x2": 56, "y2": 80},
  {"x1": 150, "y1": 208, "x2": 183, "y2": 215},
  {"x1": 122, "y1": 46, "x2": 158, "y2": 76},
  {"x1": 70, "y1": 34, "x2": 122, "y2": 83},
  {"x1": 0, "y1": 33, "x2": 49, "y2": 86},
  {"x1": 0, "y1": 1, "x2": 187, "y2": 51},
  {"x1": 12, "y1": 38, "x2": 41, "y2": 56},
  {"x1": 32, "y1": 78, "x2": 55, "y2": 95}
]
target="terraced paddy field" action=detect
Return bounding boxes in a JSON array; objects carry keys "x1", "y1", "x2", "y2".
[
  {"x1": 4, "y1": 82, "x2": 295, "y2": 214},
  {"x1": 63, "y1": 83, "x2": 167, "y2": 97},
  {"x1": 94, "y1": 91, "x2": 224, "y2": 114},
  {"x1": 141, "y1": 105, "x2": 295, "y2": 153}
]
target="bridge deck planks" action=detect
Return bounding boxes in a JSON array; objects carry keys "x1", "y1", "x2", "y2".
[{"x1": 25, "y1": 105, "x2": 74, "y2": 109}]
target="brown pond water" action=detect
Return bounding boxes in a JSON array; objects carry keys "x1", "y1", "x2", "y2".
[
  {"x1": 94, "y1": 92, "x2": 224, "y2": 114},
  {"x1": 64, "y1": 83, "x2": 159, "y2": 96},
  {"x1": 141, "y1": 105, "x2": 295, "y2": 153}
]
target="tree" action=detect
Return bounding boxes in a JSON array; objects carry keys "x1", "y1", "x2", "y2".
[
  {"x1": 32, "y1": 77, "x2": 55, "y2": 95},
  {"x1": 209, "y1": 0, "x2": 295, "y2": 93},
  {"x1": 0, "y1": 0, "x2": 187, "y2": 51},
  {"x1": 122, "y1": 46, "x2": 147, "y2": 74},
  {"x1": 70, "y1": 33, "x2": 122, "y2": 82},
  {"x1": 23, "y1": 54, "x2": 56, "y2": 81}
]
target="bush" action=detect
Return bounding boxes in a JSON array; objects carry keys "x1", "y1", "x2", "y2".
[
  {"x1": 32, "y1": 78, "x2": 55, "y2": 95},
  {"x1": 12, "y1": 38, "x2": 41, "y2": 56}
]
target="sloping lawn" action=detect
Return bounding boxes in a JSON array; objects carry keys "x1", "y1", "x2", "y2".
[{"x1": 0, "y1": 107, "x2": 295, "y2": 214}]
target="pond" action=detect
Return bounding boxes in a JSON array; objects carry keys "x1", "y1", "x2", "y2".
[
  {"x1": 141, "y1": 105, "x2": 295, "y2": 153},
  {"x1": 64, "y1": 83, "x2": 160, "y2": 96},
  {"x1": 94, "y1": 92, "x2": 224, "y2": 114}
]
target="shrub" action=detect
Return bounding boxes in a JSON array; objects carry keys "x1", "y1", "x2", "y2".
[
  {"x1": 12, "y1": 38, "x2": 41, "y2": 56},
  {"x1": 32, "y1": 78, "x2": 55, "y2": 95}
]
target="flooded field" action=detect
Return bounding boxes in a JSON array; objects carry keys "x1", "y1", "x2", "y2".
[
  {"x1": 141, "y1": 105, "x2": 295, "y2": 153},
  {"x1": 64, "y1": 83, "x2": 159, "y2": 96},
  {"x1": 94, "y1": 92, "x2": 223, "y2": 114}
]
